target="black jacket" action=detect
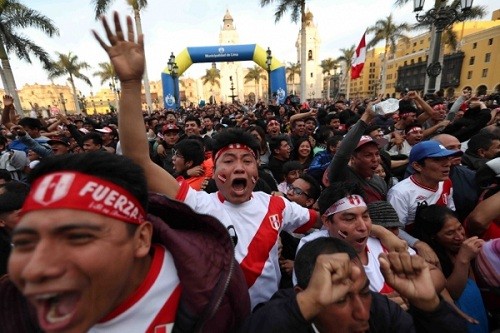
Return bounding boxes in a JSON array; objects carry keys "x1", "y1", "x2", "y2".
[{"x1": 239, "y1": 289, "x2": 467, "y2": 333}]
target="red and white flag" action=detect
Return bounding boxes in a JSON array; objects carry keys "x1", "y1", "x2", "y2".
[{"x1": 351, "y1": 32, "x2": 366, "y2": 80}]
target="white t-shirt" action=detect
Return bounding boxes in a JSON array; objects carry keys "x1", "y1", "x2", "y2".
[
  {"x1": 176, "y1": 181, "x2": 317, "y2": 309},
  {"x1": 293, "y1": 231, "x2": 416, "y2": 294},
  {"x1": 387, "y1": 176, "x2": 455, "y2": 227},
  {"x1": 90, "y1": 245, "x2": 180, "y2": 333}
]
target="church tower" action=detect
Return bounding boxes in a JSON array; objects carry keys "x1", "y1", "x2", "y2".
[
  {"x1": 295, "y1": 9, "x2": 322, "y2": 100},
  {"x1": 218, "y1": 10, "x2": 244, "y2": 103}
]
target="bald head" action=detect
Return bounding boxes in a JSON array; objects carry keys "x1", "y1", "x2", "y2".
[
  {"x1": 433, "y1": 134, "x2": 461, "y2": 151},
  {"x1": 433, "y1": 134, "x2": 462, "y2": 166}
]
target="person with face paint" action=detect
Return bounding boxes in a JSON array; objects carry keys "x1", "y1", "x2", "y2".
[
  {"x1": 1, "y1": 152, "x2": 249, "y2": 333},
  {"x1": 95, "y1": 12, "x2": 404, "y2": 310},
  {"x1": 294, "y1": 182, "x2": 445, "y2": 309}
]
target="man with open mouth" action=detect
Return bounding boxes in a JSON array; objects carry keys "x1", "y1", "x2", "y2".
[{"x1": 3, "y1": 152, "x2": 249, "y2": 333}]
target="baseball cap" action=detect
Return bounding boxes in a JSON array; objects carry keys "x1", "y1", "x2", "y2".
[
  {"x1": 367, "y1": 201, "x2": 404, "y2": 229},
  {"x1": 161, "y1": 124, "x2": 180, "y2": 133},
  {"x1": 95, "y1": 126, "x2": 113, "y2": 134},
  {"x1": 356, "y1": 135, "x2": 388, "y2": 150},
  {"x1": 47, "y1": 137, "x2": 70, "y2": 147},
  {"x1": 409, "y1": 140, "x2": 463, "y2": 164}
]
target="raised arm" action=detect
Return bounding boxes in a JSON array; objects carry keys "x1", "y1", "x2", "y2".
[
  {"x1": 328, "y1": 101, "x2": 376, "y2": 184},
  {"x1": 93, "y1": 13, "x2": 179, "y2": 198},
  {"x1": 465, "y1": 191, "x2": 500, "y2": 237}
]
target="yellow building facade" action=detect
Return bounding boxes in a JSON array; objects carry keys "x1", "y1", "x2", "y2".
[{"x1": 350, "y1": 9, "x2": 500, "y2": 98}]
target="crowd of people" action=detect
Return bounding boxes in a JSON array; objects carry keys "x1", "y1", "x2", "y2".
[{"x1": 0, "y1": 12, "x2": 499, "y2": 333}]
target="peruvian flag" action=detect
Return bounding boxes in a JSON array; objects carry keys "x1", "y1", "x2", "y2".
[{"x1": 351, "y1": 32, "x2": 366, "y2": 80}]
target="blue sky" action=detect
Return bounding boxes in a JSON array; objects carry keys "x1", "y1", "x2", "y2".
[{"x1": 8, "y1": 0, "x2": 496, "y2": 96}]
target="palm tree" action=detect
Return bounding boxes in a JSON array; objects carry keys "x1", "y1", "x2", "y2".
[
  {"x1": 336, "y1": 45, "x2": 355, "y2": 99},
  {"x1": 0, "y1": 0, "x2": 59, "y2": 116},
  {"x1": 286, "y1": 62, "x2": 300, "y2": 95},
  {"x1": 93, "y1": 61, "x2": 119, "y2": 111},
  {"x1": 244, "y1": 66, "x2": 267, "y2": 99},
  {"x1": 201, "y1": 65, "x2": 220, "y2": 102},
  {"x1": 92, "y1": 0, "x2": 153, "y2": 114},
  {"x1": 367, "y1": 14, "x2": 411, "y2": 95},
  {"x1": 48, "y1": 52, "x2": 92, "y2": 114},
  {"x1": 320, "y1": 58, "x2": 338, "y2": 99},
  {"x1": 260, "y1": 0, "x2": 307, "y2": 101}
]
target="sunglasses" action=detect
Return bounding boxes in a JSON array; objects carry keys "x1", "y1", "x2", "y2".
[{"x1": 289, "y1": 186, "x2": 310, "y2": 198}]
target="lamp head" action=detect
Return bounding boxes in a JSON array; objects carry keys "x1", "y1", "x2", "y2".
[
  {"x1": 460, "y1": 0, "x2": 473, "y2": 11},
  {"x1": 413, "y1": 0, "x2": 424, "y2": 12}
]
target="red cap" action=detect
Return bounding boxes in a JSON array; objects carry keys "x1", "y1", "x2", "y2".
[{"x1": 162, "y1": 124, "x2": 180, "y2": 133}]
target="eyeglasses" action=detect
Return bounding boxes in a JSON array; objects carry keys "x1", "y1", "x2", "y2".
[{"x1": 289, "y1": 186, "x2": 310, "y2": 198}]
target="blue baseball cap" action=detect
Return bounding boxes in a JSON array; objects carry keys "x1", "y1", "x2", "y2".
[{"x1": 409, "y1": 140, "x2": 463, "y2": 164}]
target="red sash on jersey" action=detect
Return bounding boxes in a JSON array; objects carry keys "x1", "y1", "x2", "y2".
[{"x1": 240, "y1": 196, "x2": 285, "y2": 288}]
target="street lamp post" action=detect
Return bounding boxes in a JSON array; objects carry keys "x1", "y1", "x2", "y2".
[
  {"x1": 266, "y1": 47, "x2": 272, "y2": 103},
  {"x1": 413, "y1": 0, "x2": 473, "y2": 94},
  {"x1": 229, "y1": 76, "x2": 237, "y2": 103},
  {"x1": 167, "y1": 52, "x2": 179, "y2": 109}
]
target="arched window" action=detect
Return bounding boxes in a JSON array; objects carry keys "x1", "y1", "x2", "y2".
[{"x1": 308, "y1": 50, "x2": 313, "y2": 60}]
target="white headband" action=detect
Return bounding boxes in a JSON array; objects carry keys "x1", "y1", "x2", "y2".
[{"x1": 323, "y1": 195, "x2": 366, "y2": 217}]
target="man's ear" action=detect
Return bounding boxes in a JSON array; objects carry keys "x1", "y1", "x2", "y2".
[
  {"x1": 321, "y1": 214, "x2": 330, "y2": 228},
  {"x1": 411, "y1": 161, "x2": 422, "y2": 172},
  {"x1": 476, "y1": 148, "x2": 486, "y2": 158},
  {"x1": 293, "y1": 285, "x2": 304, "y2": 293},
  {"x1": 0, "y1": 218, "x2": 5, "y2": 228},
  {"x1": 134, "y1": 222, "x2": 152, "y2": 258}
]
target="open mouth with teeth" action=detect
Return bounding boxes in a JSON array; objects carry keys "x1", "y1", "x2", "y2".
[
  {"x1": 355, "y1": 236, "x2": 368, "y2": 245},
  {"x1": 32, "y1": 292, "x2": 80, "y2": 331},
  {"x1": 231, "y1": 178, "x2": 248, "y2": 194}
]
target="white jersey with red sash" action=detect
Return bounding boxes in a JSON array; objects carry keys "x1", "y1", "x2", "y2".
[
  {"x1": 388, "y1": 176, "x2": 455, "y2": 230},
  {"x1": 176, "y1": 181, "x2": 317, "y2": 309},
  {"x1": 90, "y1": 245, "x2": 181, "y2": 333}
]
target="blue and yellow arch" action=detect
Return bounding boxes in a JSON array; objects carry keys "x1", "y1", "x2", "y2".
[{"x1": 162, "y1": 44, "x2": 287, "y2": 109}]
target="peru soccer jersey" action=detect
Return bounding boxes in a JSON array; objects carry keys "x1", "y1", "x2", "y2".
[
  {"x1": 90, "y1": 245, "x2": 181, "y2": 333},
  {"x1": 388, "y1": 176, "x2": 455, "y2": 228},
  {"x1": 176, "y1": 181, "x2": 317, "y2": 308}
]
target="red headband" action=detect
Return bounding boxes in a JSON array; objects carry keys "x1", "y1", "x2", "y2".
[
  {"x1": 213, "y1": 143, "x2": 257, "y2": 163},
  {"x1": 267, "y1": 120, "x2": 280, "y2": 127},
  {"x1": 21, "y1": 172, "x2": 145, "y2": 225},
  {"x1": 407, "y1": 127, "x2": 422, "y2": 134}
]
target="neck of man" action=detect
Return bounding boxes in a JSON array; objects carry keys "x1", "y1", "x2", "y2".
[{"x1": 412, "y1": 173, "x2": 440, "y2": 190}]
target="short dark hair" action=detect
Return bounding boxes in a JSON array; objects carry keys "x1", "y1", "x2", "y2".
[
  {"x1": 82, "y1": 132, "x2": 103, "y2": 146},
  {"x1": 0, "y1": 181, "x2": 30, "y2": 214},
  {"x1": 299, "y1": 174, "x2": 321, "y2": 201},
  {"x1": 269, "y1": 134, "x2": 289, "y2": 155},
  {"x1": 174, "y1": 139, "x2": 204, "y2": 166},
  {"x1": 18, "y1": 118, "x2": 43, "y2": 130},
  {"x1": 0, "y1": 170, "x2": 12, "y2": 183},
  {"x1": 317, "y1": 182, "x2": 364, "y2": 215},
  {"x1": 467, "y1": 133, "x2": 498, "y2": 155},
  {"x1": 282, "y1": 161, "x2": 304, "y2": 175},
  {"x1": 295, "y1": 237, "x2": 358, "y2": 289},
  {"x1": 185, "y1": 115, "x2": 201, "y2": 127},
  {"x1": 212, "y1": 128, "x2": 260, "y2": 160},
  {"x1": 28, "y1": 152, "x2": 148, "y2": 213}
]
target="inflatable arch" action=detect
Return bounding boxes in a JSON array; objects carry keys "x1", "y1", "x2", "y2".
[{"x1": 162, "y1": 44, "x2": 287, "y2": 109}]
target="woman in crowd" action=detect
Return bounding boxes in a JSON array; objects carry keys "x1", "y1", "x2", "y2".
[
  {"x1": 291, "y1": 137, "x2": 314, "y2": 170},
  {"x1": 413, "y1": 204, "x2": 489, "y2": 333},
  {"x1": 246, "y1": 125, "x2": 270, "y2": 167}
]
